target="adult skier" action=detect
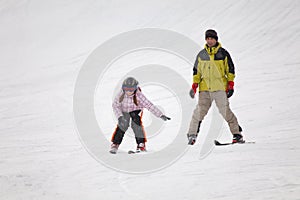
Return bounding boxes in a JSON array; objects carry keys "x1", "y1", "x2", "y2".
[{"x1": 187, "y1": 29, "x2": 244, "y2": 145}]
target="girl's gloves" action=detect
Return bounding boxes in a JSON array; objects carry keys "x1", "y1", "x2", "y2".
[{"x1": 161, "y1": 115, "x2": 171, "y2": 121}]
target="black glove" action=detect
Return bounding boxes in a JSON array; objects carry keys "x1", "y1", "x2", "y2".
[
  {"x1": 189, "y1": 88, "x2": 195, "y2": 98},
  {"x1": 160, "y1": 115, "x2": 171, "y2": 121},
  {"x1": 118, "y1": 116, "x2": 129, "y2": 131},
  {"x1": 227, "y1": 89, "x2": 234, "y2": 98}
]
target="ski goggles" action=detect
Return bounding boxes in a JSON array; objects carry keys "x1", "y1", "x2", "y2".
[{"x1": 122, "y1": 87, "x2": 136, "y2": 92}]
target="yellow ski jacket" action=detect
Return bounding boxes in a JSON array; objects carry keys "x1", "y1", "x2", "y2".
[{"x1": 193, "y1": 42, "x2": 235, "y2": 91}]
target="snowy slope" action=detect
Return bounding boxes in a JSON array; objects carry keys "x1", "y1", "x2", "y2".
[{"x1": 1, "y1": 0, "x2": 300, "y2": 199}]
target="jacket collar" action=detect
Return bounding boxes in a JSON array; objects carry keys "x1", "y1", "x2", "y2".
[{"x1": 205, "y1": 42, "x2": 222, "y2": 55}]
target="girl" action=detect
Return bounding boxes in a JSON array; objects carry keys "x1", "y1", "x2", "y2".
[{"x1": 110, "y1": 77, "x2": 170, "y2": 154}]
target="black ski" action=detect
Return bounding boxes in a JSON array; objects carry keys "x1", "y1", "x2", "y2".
[
  {"x1": 109, "y1": 150, "x2": 117, "y2": 154},
  {"x1": 128, "y1": 150, "x2": 147, "y2": 154},
  {"x1": 128, "y1": 150, "x2": 137, "y2": 154},
  {"x1": 214, "y1": 140, "x2": 255, "y2": 146}
]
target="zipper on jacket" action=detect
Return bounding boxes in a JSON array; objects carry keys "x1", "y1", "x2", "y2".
[
  {"x1": 209, "y1": 65, "x2": 211, "y2": 90},
  {"x1": 209, "y1": 55, "x2": 213, "y2": 91}
]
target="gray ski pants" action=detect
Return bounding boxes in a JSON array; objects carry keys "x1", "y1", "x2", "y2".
[{"x1": 188, "y1": 91, "x2": 240, "y2": 135}]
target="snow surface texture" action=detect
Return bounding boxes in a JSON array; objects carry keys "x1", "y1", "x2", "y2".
[{"x1": 1, "y1": 0, "x2": 300, "y2": 199}]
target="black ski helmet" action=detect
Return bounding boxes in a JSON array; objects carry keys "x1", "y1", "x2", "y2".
[{"x1": 122, "y1": 77, "x2": 139, "y2": 90}]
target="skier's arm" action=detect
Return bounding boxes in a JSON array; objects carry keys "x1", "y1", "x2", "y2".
[
  {"x1": 189, "y1": 57, "x2": 201, "y2": 98},
  {"x1": 112, "y1": 91, "x2": 123, "y2": 119},
  {"x1": 137, "y1": 92, "x2": 163, "y2": 118},
  {"x1": 224, "y1": 50, "x2": 235, "y2": 82},
  {"x1": 224, "y1": 50, "x2": 235, "y2": 98},
  {"x1": 193, "y1": 57, "x2": 201, "y2": 84},
  {"x1": 193, "y1": 53, "x2": 200, "y2": 76}
]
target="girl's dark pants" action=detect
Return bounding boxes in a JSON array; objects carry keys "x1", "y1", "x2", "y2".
[{"x1": 111, "y1": 110, "x2": 146, "y2": 145}]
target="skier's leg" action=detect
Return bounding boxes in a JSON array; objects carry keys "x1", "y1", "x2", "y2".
[
  {"x1": 130, "y1": 110, "x2": 147, "y2": 145},
  {"x1": 188, "y1": 91, "x2": 212, "y2": 136},
  {"x1": 111, "y1": 112, "x2": 130, "y2": 144},
  {"x1": 213, "y1": 91, "x2": 241, "y2": 134}
]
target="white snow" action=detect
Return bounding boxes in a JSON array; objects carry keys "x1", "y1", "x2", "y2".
[{"x1": 1, "y1": 0, "x2": 300, "y2": 199}]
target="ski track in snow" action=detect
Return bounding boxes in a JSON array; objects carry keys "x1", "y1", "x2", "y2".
[{"x1": 1, "y1": 0, "x2": 300, "y2": 200}]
